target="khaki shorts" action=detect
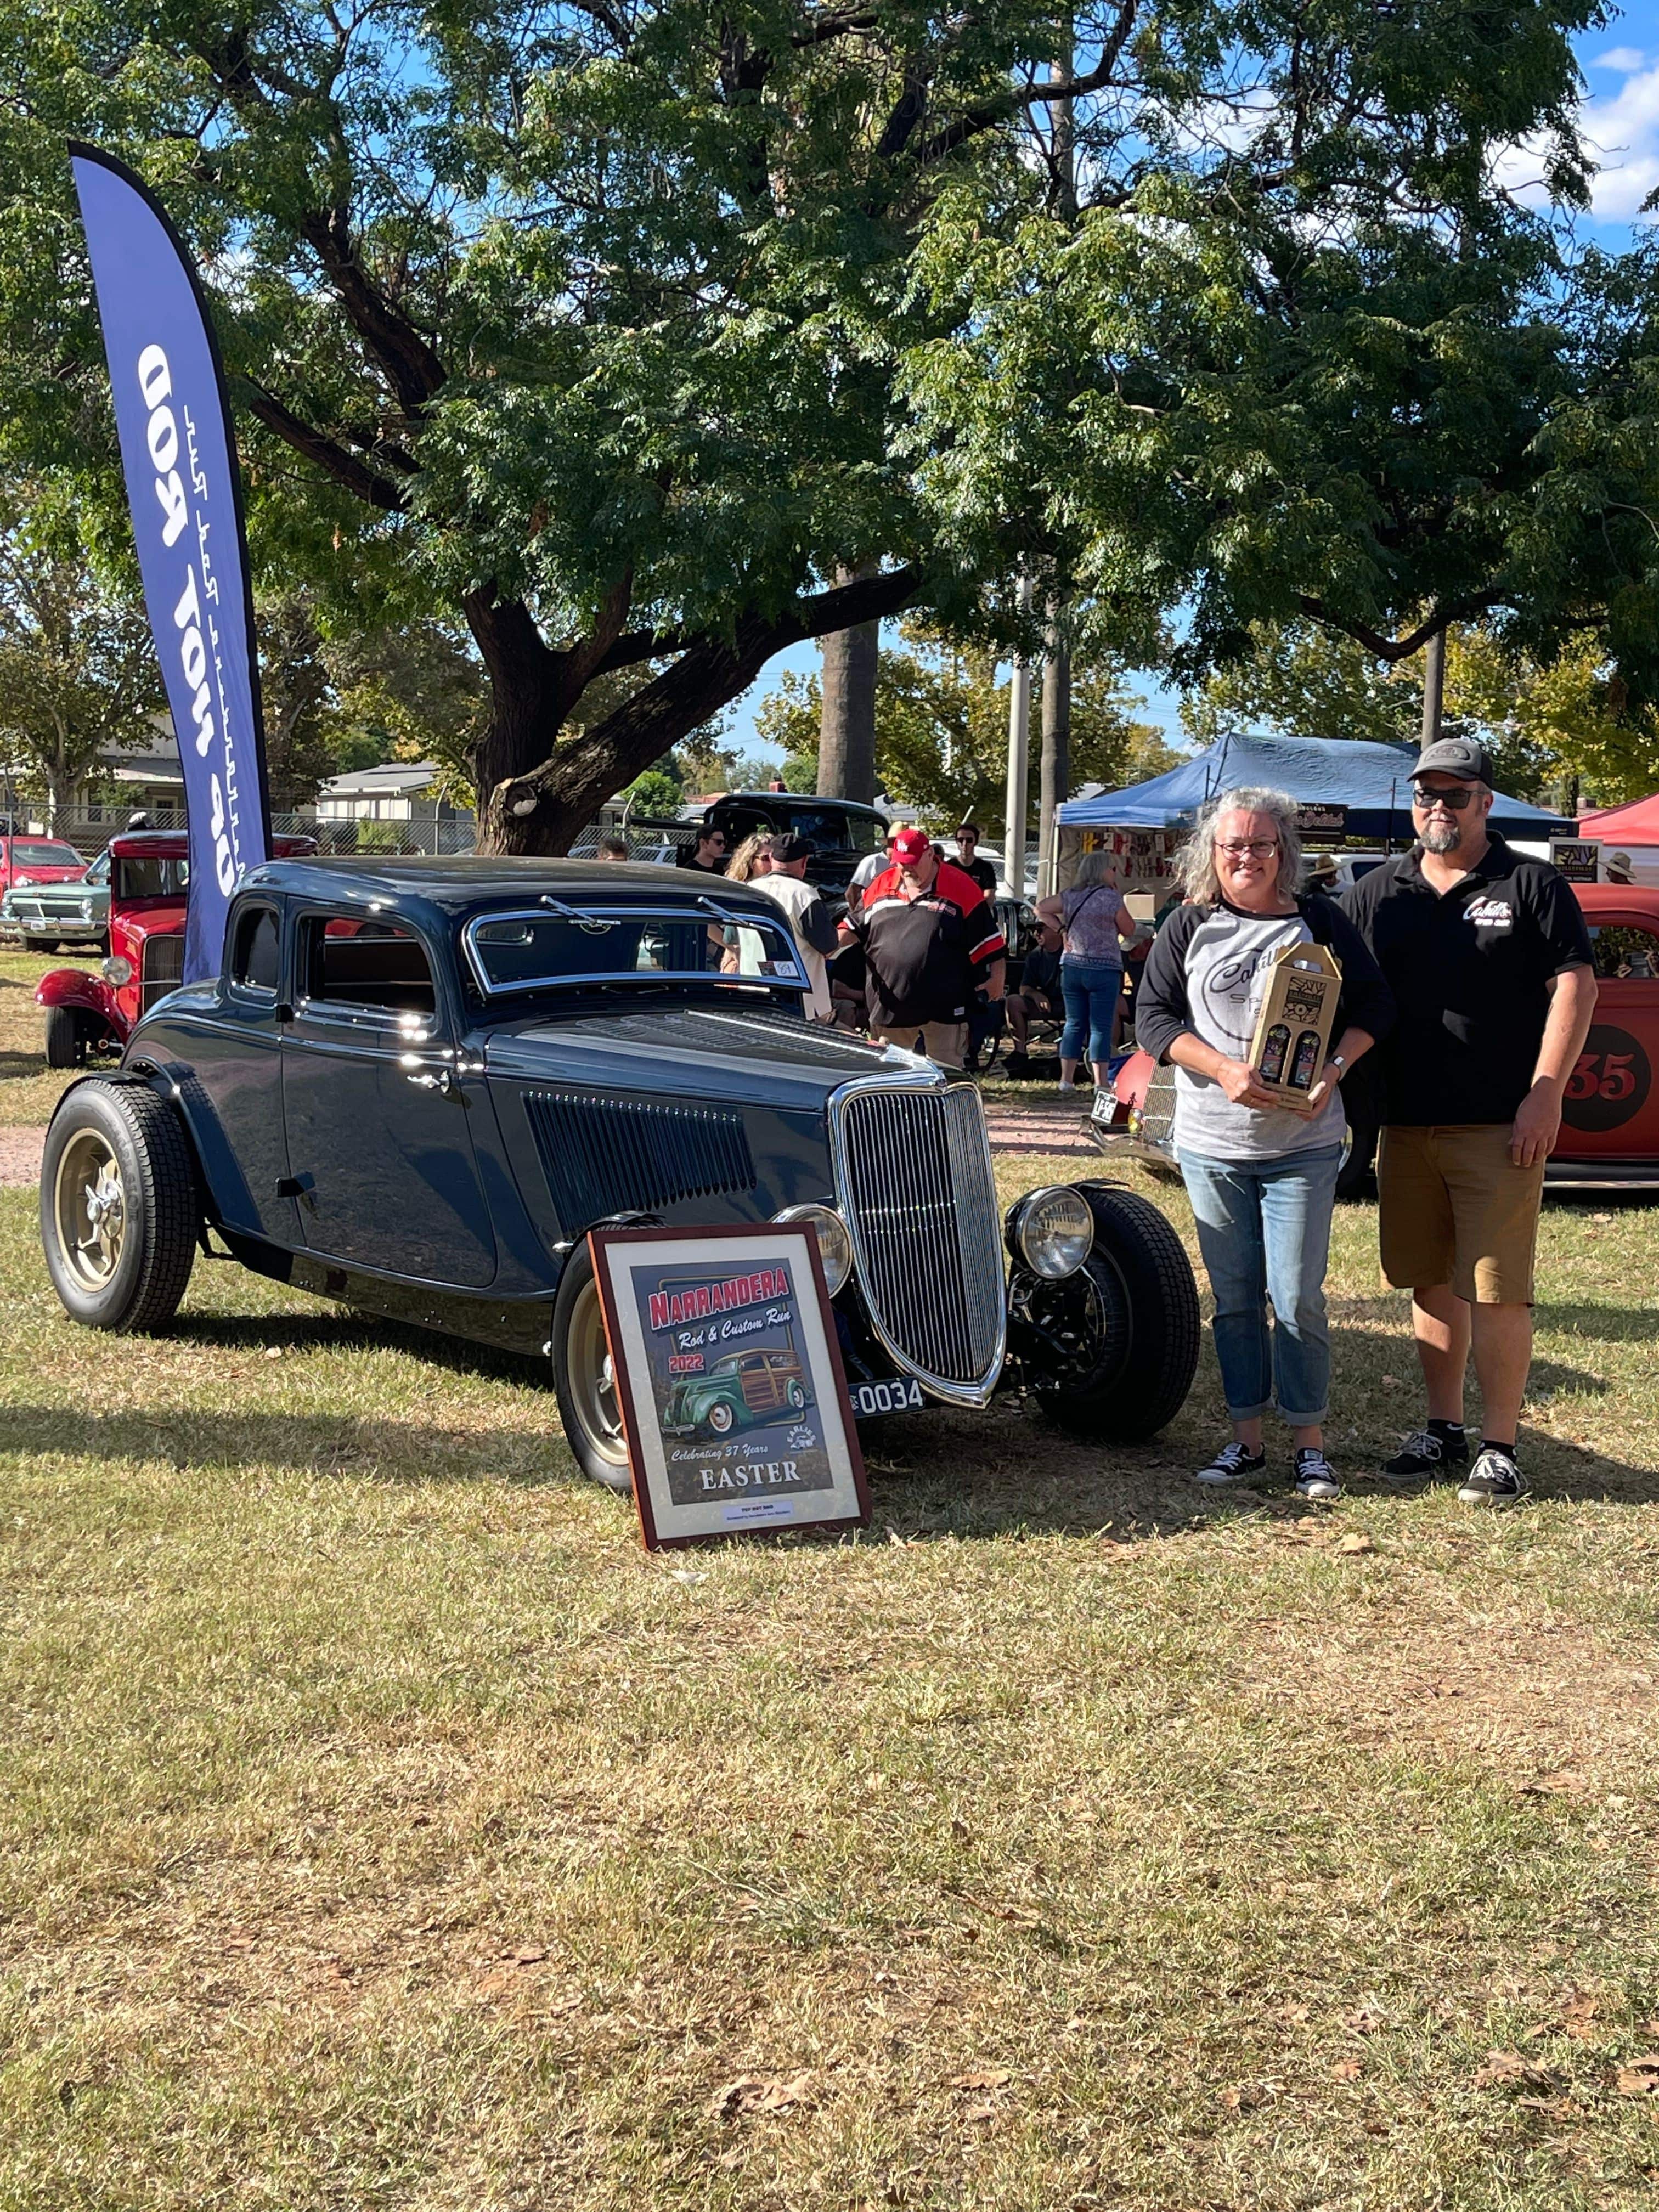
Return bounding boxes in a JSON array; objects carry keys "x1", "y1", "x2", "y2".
[
  {"x1": 1377, "y1": 1124, "x2": 1545, "y2": 1305},
  {"x1": 870, "y1": 1020, "x2": 969, "y2": 1070}
]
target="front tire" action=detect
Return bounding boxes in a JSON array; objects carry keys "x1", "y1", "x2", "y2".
[
  {"x1": 43, "y1": 1006, "x2": 82, "y2": 1069},
  {"x1": 40, "y1": 1081, "x2": 198, "y2": 1331},
  {"x1": 549, "y1": 1243, "x2": 633, "y2": 1494},
  {"x1": 1023, "y1": 1181, "x2": 1200, "y2": 1440}
]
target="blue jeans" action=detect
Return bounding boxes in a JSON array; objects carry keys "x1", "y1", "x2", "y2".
[
  {"x1": 1179, "y1": 1144, "x2": 1342, "y2": 1427},
  {"x1": 1059, "y1": 958, "x2": 1121, "y2": 1064}
]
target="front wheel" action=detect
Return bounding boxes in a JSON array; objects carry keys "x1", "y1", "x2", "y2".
[
  {"x1": 40, "y1": 1080, "x2": 198, "y2": 1330},
  {"x1": 1022, "y1": 1181, "x2": 1199, "y2": 1440},
  {"x1": 549, "y1": 1243, "x2": 633, "y2": 1495},
  {"x1": 43, "y1": 1006, "x2": 83, "y2": 1069}
]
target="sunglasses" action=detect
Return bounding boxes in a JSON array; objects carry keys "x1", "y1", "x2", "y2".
[
  {"x1": 1411, "y1": 784, "x2": 1477, "y2": 810},
  {"x1": 1214, "y1": 838, "x2": 1278, "y2": 858}
]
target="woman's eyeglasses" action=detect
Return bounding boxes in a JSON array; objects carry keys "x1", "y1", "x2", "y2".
[
  {"x1": 1214, "y1": 838, "x2": 1278, "y2": 858},
  {"x1": 1411, "y1": 784, "x2": 1476, "y2": 810}
]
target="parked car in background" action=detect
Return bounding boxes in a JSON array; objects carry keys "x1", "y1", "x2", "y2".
[
  {"x1": 34, "y1": 830, "x2": 315, "y2": 1068},
  {"x1": 0, "y1": 836, "x2": 87, "y2": 905},
  {"x1": 625, "y1": 791, "x2": 891, "y2": 906},
  {"x1": 38, "y1": 856, "x2": 1201, "y2": 1495},
  {"x1": 1095, "y1": 879, "x2": 1659, "y2": 1194},
  {"x1": 1, "y1": 848, "x2": 110, "y2": 951}
]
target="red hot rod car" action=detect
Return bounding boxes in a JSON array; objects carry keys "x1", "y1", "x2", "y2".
[
  {"x1": 35, "y1": 830, "x2": 315, "y2": 1068},
  {"x1": 1099, "y1": 880, "x2": 1659, "y2": 1191}
]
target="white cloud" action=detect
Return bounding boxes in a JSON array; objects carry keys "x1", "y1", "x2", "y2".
[
  {"x1": 1581, "y1": 58, "x2": 1659, "y2": 219},
  {"x1": 1592, "y1": 47, "x2": 1650, "y2": 74}
]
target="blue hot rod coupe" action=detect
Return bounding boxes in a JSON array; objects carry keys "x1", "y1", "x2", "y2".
[{"x1": 38, "y1": 859, "x2": 1200, "y2": 1488}]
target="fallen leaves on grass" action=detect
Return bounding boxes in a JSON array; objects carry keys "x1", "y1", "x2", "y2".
[
  {"x1": 950, "y1": 2068, "x2": 1012, "y2": 2094},
  {"x1": 706, "y1": 2072, "x2": 819, "y2": 2120},
  {"x1": 1475, "y1": 2049, "x2": 1557, "y2": 2091},
  {"x1": 1560, "y1": 1990, "x2": 1601, "y2": 2040},
  {"x1": 1336, "y1": 1532, "x2": 1376, "y2": 1556},
  {"x1": 1613, "y1": 2055, "x2": 1659, "y2": 2097},
  {"x1": 1330, "y1": 2057, "x2": 1363, "y2": 2081}
]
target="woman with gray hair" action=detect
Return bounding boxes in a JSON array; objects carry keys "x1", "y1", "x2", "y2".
[{"x1": 1136, "y1": 788, "x2": 1394, "y2": 1500}]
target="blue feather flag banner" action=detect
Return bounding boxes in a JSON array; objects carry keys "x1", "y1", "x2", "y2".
[{"x1": 70, "y1": 145, "x2": 271, "y2": 984}]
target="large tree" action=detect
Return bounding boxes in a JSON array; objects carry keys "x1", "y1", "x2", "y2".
[
  {"x1": 0, "y1": 490, "x2": 161, "y2": 822},
  {"x1": 0, "y1": 0, "x2": 1634, "y2": 850}
]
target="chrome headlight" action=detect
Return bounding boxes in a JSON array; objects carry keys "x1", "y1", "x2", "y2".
[
  {"x1": 1005, "y1": 1185, "x2": 1094, "y2": 1280},
  {"x1": 774, "y1": 1203, "x2": 853, "y2": 1297},
  {"x1": 101, "y1": 955, "x2": 134, "y2": 987}
]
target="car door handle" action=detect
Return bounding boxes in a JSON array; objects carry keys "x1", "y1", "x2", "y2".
[{"x1": 406, "y1": 1066, "x2": 453, "y2": 1094}]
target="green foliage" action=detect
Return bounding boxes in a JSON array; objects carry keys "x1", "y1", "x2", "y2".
[
  {"x1": 1183, "y1": 626, "x2": 1421, "y2": 750},
  {"x1": 620, "y1": 766, "x2": 683, "y2": 819},
  {"x1": 0, "y1": 0, "x2": 1644, "y2": 847},
  {"x1": 0, "y1": 484, "x2": 161, "y2": 817},
  {"x1": 754, "y1": 625, "x2": 1175, "y2": 828}
]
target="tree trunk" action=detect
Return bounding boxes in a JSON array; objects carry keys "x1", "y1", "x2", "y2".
[
  {"x1": 817, "y1": 564, "x2": 879, "y2": 804},
  {"x1": 1420, "y1": 628, "x2": 1446, "y2": 748}
]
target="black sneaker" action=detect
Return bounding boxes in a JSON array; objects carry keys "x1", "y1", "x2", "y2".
[
  {"x1": 1380, "y1": 1428, "x2": 1469, "y2": 1486},
  {"x1": 1457, "y1": 1447, "x2": 1530, "y2": 1508},
  {"x1": 1195, "y1": 1441, "x2": 1267, "y2": 1486},
  {"x1": 1293, "y1": 1448, "x2": 1342, "y2": 1502}
]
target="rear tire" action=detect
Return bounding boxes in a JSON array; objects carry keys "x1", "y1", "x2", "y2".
[
  {"x1": 1025, "y1": 1181, "x2": 1200, "y2": 1440},
  {"x1": 40, "y1": 1080, "x2": 198, "y2": 1331},
  {"x1": 549, "y1": 1243, "x2": 633, "y2": 1495},
  {"x1": 43, "y1": 1006, "x2": 82, "y2": 1069}
]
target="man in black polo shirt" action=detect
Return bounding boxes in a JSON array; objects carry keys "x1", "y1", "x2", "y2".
[{"x1": 1341, "y1": 737, "x2": 1596, "y2": 1505}]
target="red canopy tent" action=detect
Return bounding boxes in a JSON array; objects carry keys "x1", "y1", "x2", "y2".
[{"x1": 1579, "y1": 793, "x2": 1659, "y2": 842}]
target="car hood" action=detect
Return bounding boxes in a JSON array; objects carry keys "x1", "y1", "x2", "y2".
[{"x1": 482, "y1": 1003, "x2": 926, "y2": 1108}]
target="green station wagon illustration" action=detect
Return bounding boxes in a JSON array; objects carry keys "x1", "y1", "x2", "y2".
[{"x1": 664, "y1": 1347, "x2": 813, "y2": 1436}]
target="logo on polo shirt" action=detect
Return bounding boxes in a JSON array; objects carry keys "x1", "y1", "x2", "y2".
[{"x1": 1465, "y1": 896, "x2": 1513, "y2": 930}]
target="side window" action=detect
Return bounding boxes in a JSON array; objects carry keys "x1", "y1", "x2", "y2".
[
  {"x1": 299, "y1": 914, "x2": 437, "y2": 1016},
  {"x1": 231, "y1": 904, "x2": 281, "y2": 994},
  {"x1": 1587, "y1": 923, "x2": 1659, "y2": 981}
]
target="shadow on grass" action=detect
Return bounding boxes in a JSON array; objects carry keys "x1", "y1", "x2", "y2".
[{"x1": 0, "y1": 1400, "x2": 575, "y2": 1486}]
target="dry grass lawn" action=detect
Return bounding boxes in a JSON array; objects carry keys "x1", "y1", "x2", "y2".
[{"x1": 1, "y1": 987, "x2": 1658, "y2": 2206}]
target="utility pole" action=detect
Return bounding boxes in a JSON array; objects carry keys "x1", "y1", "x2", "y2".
[
  {"x1": 1037, "y1": 22, "x2": 1076, "y2": 898},
  {"x1": 1038, "y1": 607, "x2": 1069, "y2": 898},
  {"x1": 1004, "y1": 573, "x2": 1034, "y2": 896},
  {"x1": 1420, "y1": 628, "x2": 1446, "y2": 750},
  {"x1": 817, "y1": 562, "x2": 879, "y2": 804}
]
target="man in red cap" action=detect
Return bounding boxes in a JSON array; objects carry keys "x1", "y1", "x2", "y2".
[{"x1": 840, "y1": 825, "x2": 1006, "y2": 1068}]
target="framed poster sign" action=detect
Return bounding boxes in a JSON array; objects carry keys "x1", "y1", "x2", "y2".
[
  {"x1": 588, "y1": 1223, "x2": 871, "y2": 1549},
  {"x1": 1550, "y1": 838, "x2": 1600, "y2": 883}
]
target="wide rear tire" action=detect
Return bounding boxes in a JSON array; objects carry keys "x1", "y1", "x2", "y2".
[
  {"x1": 550, "y1": 1243, "x2": 634, "y2": 1495},
  {"x1": 1024, "y1": 1181, "x2": 1200, "y2": 1440},
  {"x1": 40, "y1": 1080, "x2": 198, "y2": 1331},
  {"x1": 43, "y1": 1006, "x2": 81, "y2": 1069}
]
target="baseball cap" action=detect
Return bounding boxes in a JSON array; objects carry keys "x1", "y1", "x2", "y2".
[
  {"x1": 1413, "y1": 735, "x2": 1493, "y2": 787},
  {"x1": 891, "y1": 826, "x2": 932, "y2": 865},
  {"x1": 773, "y1": 834, "x2": 815, "y2": 863}
]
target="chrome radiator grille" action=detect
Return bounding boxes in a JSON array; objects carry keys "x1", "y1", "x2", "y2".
[
  {"x1": 832, "y1": 1081, "x2": 1006, "y2": 1403},
  {"x1": 140, "y1": 935, "x2": 184, "y2": 1013}
]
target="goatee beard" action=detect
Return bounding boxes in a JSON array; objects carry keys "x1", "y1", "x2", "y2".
[{"x1": 1420, "y1": 819, "x2": 1462, "y2": 855}]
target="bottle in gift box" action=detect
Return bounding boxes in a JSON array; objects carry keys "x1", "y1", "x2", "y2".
[
  {"x1": 1289, "y1": 1028, "x2": 1322, "y2": 1092},
  {"x1": 1259, "y1": 1023, "x2": 1291, "y2": 1085}
]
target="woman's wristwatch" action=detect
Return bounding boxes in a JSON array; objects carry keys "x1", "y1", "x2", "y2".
[{"x1": 1329, "y1": 1052, "x2": 1348, "y2": 1073}]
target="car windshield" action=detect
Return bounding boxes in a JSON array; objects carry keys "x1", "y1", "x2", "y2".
[
  {"x1": 84, "y1": 852, "x2": 111, "y2": 885},
  {"x1": 116, "y1": 855, "x2": 189, "y2": 899},
  {"x1": 466, "y1": 902, "x2": 807, "y2": 994},
  {"x1": 11, "y1": 842, "x2": 81, "y2": 868}
]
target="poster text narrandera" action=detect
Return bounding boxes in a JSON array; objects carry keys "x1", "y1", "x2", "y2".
[{"x1": 647, "y1": 1268, "x2": 791, "y2": 1333}]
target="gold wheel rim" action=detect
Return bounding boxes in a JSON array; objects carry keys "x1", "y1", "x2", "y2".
[
  {"x1": 566, "y1": 1279, "x2": 628, "y2": 1469},
  {"x1": 54, "y1": 1129, "x2": 126, "y2": 1294}
]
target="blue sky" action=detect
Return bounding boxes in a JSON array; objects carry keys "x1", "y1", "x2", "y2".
[{"x1": 728, "y1": 10, "x2": 1659, "y2": 764}]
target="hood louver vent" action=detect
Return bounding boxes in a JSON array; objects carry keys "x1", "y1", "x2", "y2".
[{"x1": 523, "y1": 1091, "x2": 758, "y2": 1231}]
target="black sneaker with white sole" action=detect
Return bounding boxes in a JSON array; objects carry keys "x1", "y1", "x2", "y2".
[
  {"x1": 1457, "y1": 1446, "x2": 1530, "y2": 1508},
  {"x1": 1380, "y1": 1428, "x2": 1469, "y2": 1485},
  {"x1": 1195, "y1": 1441, "x2": 1267, "y2": 1486},
  {"x1": 1293, "y1": 1448, "x2": 1342, "y2": 1501}
]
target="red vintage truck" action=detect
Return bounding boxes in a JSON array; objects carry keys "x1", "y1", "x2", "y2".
[{"x1": 36, "y1": 830, "x2": 315, "y2": 1067}]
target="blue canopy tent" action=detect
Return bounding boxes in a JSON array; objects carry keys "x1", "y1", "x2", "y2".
[{"x1": 1059, "y1": 733, "x2": 1577, "y2": 844}]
